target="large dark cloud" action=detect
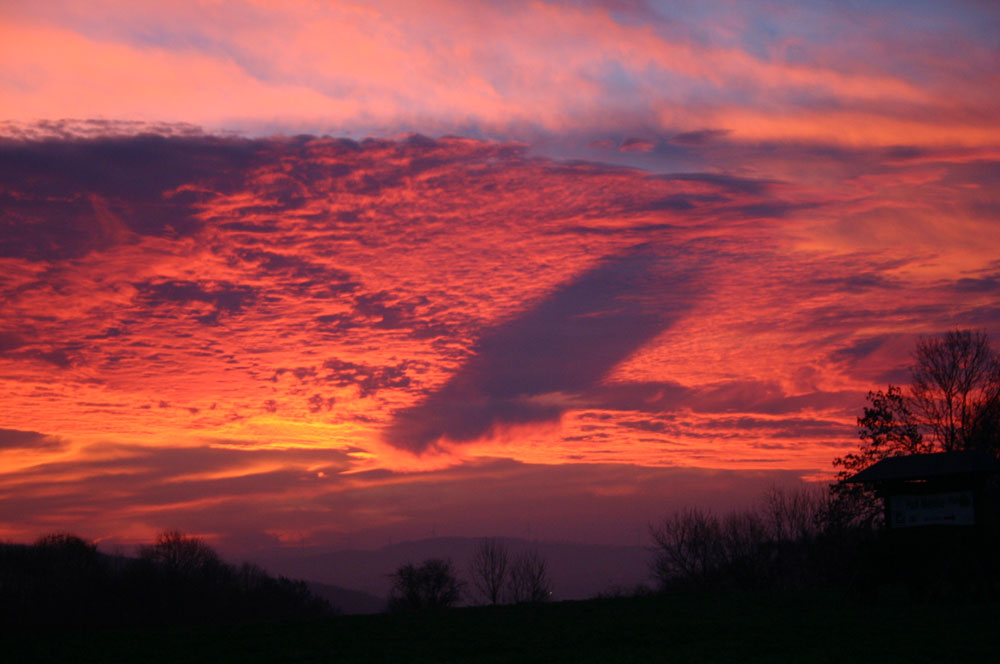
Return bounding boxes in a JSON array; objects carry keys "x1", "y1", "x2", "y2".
[
  {"x1": 0, "y1": 428, "x2": 65, "y2": 451},
  {"x1": 0, "y1": 134, "x2": 266, "y2": 260},
  {"x1": 384, "y1": 245, "x2": 702, "y2": 452}
]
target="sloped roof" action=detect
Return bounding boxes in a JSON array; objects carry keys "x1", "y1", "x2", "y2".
[{"x1": 844, "y1": 450, "x2": 1000, "y2": 484}]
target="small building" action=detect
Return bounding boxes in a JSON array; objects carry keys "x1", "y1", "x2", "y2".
[
  {"x1": 843, "y1": 450, "x2": 1000, "y2": 597},
  {"x1": 843, "y1": 449, "x2": 1000, "y2": 530}
]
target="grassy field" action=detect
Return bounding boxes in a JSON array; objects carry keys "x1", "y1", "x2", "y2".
[{"x1": 8, "y1": 590, "x2": 1000, "y2": 663}]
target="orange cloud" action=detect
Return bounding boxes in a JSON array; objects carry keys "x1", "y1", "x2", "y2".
[
  {"x1": 1, "y1": 0, "x2": 998, "y2": 546},
  {"x1": 2, "y1": 131, "x2": 994, "y2": 515}
]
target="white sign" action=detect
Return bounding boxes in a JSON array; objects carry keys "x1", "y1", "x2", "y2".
[{"x1": 889, "y1": 492, "x2": 975, "y2": 528}]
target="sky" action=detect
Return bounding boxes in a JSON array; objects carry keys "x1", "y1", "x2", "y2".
[{"x1": 1, "y1": 0, "x2": 999, "y2": 554}]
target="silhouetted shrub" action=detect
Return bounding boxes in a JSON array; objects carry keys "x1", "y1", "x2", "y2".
[{"x1": 388, "y1": 558, "x2": 464, "y2": 611}]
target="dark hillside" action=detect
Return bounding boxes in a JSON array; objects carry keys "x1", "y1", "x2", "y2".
[
  {"x1": 304, "y1": 581, "x2": 384, "y2": 614},
  {"x1": 7, "y1": 591, "x2": 1000, "y2": 663},
  {"x1": 0, "y1": 533, "x2": 333, "y2": 630}
]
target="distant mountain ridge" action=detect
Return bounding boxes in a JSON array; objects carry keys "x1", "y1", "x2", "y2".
[
  {"x1": 303, "y1": 580, "x2": 384, "y2": 615},
  {"x1": 250, "y1": 537, "x2": 651, "y2": 605}
]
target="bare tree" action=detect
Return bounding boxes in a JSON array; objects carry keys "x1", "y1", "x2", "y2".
[
  {"x1": 649, "y1": 508, "x2": 724, "y2": 590},
  {"x1": 650, "y1": 490, "x2": 852, "y2": 592},
  {"x1": 138, "y1": 530, "x2": 221, "y2": 580},
  {"x1": 828, "y1": 330, "x2": 1000, "y2": 529},
  {"x1": 469, "y1": 537, "x2": 509, "y2": 606},
  {"x1": 830, "y1": 385, "x2": 928, "y2": 527},
  {"x1": 507, "y1": 548, "x2": 552, "y2": 603},
  {"x1": 834, "y1": 330, "x2": 1000, "y2": 467},
  {"x1": 388, "y1": 558, "x2": 464, "y2": 611},
  {"x1": 761, "y1": 486, "x2": 826, "y2": 543},
  {"x1": 650, "y1": 508, "x2": 772, "y2": 591},
  {"x1": 910, "y1": 329, "x2": 1000, "y2": 453}
]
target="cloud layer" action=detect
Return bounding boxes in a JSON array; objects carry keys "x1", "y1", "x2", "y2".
[
  {"x1": 2, "y1": 1, "x2": 997, "y2": 151},
  {"x1": 1, "y1": 130, "x2": 998, "y2": 545},
  {"x1": 1, "y1": 0, "x2": 998, "y2": 548}
]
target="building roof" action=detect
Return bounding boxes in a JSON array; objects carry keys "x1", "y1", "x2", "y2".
[{"x1": 844, "y1": 450, "x2": 1000, "y2": 484}]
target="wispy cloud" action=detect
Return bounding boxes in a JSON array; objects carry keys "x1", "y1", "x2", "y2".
[{"x1": 2, "y1": 1, "x2": 996, "y2": 148}]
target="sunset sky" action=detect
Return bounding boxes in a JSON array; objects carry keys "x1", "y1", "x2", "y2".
[{"x1": 1, "y1": 0, "x2": 998, "y2": 554}]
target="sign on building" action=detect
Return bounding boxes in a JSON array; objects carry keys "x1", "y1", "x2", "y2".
[{"x1": 888, "y1": 491, "x2": 975, "y2": 528}]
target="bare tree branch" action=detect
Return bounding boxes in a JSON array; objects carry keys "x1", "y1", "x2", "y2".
[
  {"x1": 508, "y1": 549, "x2": 551, "y2": 603},
  {"x1": 910, "y1": 329, "x2": 1000, "y2": 453},
  {"x1": 469, "y1": 537, "x2": 509, "y2": 606}
]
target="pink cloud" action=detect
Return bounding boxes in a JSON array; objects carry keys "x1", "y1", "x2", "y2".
[
  {"x1": 619, "y1": 138, "x2": 656, "y2": 153},
  {"x1": 2, "y1": 1, "x2": 995, "y2": 147}
]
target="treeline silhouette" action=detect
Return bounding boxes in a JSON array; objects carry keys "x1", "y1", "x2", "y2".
[
  {"x1": 649, "y1": 485, "x2": 1000, "y2": 600},
  {"x1": 0, "y1": 531, "x2": 333, "y2": 631},
  {"x1": 649, "y1": 488, "x2": 877, "y2": 594},
  {"x1": 649, "y1": 331, "x2": 1000, "y2": 600}
]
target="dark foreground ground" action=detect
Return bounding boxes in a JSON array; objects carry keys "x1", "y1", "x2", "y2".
[{"x1": 8, "y1": 590, "x2": 1000, "y2": 663}]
